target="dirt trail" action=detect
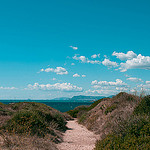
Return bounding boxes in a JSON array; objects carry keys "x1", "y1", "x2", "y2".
[{"x1": 57, "y1": 119, "x2": 99, "y2": 150}]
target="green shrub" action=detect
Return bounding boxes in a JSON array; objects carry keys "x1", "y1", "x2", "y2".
[
  {"x1": 4, "y1": 108, "x2": 67, "y2": 137},
  {"x1": 78, "y1": 113, "x2": 87, "y2": 123},
  {"x1": 67, "y1": 106, "x2": 88, "y2": 118},
  {"x1": 95, "y1": 106, "x2": 150, "y2": 150},
  {"x1": 52, "y1": 113, "x2": 67, "y2": 131},
  {"x1": 67, "y1": 98, "x2": 104, "y2": 118},
  {"x1": 95, "y1": 95, "x2": 150, "y2": 149},
  {"x1": 104, "y1": 104, "x2": 117, "y2": 115},
  {"x1": 87, "y1": 99, "x2": 105, "y2": 111},
  {"x1": 5, "y1": 111, "x2": 52, "y2": 137},
  {"x1": 0, "y1": 107, "x2": 12, "y2": 116},
  {"x1": 134, "y1": 95, "x2": 150, "y2": 115}
]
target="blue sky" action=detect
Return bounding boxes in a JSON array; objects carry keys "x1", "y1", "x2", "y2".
[{"x1": 0, "y1": 0, "x2": 150, "y2": 99}]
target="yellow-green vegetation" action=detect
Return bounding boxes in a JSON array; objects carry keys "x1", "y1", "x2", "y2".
[
  {"x1": 0, "y1": 102, "x2": 68, "y2": 150},
  {"x1": 95, "y1": 95, "x2": 150, "y2": 150},
  {"x1": 104, "y1": 104, "x2": 117, "y2": 115}
]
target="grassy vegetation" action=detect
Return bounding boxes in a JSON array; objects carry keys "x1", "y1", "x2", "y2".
[
  {"x1": 0, "y1": 102, "x2": 68, "y2": 149},
  {"x1": 0, "y1": 107, "x2": 12, "y2": 116},
  {"x1": 104, "y1": 104, "x2": 117, "y2": 115},
  {"x1": 67, "y1": 106, "x2": 88, "y2": 118},
  {"x1": 3, "y1": 103, "x2": 67, "y2": 136},
  {"x1": 95, "y1": 95, "x2": 150, "y2": 150},
  {"x1": 0, "y1": 102, "x2": 5, "y2": 105},
  {"x1": 67, "y1": 98, "x2": 105, "y2": 118},
  {"x1": 78, "y1": 113, "x2": 87, "y2": 123},
  {"x1": 134, "y1": 95, "x2": 150, "y2": 115}
]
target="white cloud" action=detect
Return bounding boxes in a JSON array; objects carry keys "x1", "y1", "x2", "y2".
[
  {"x1": 112, "y1": 51, "x2": 137, "y2": 61},
  {"x1": 127, "y1": 77, "x2": 142, "y2": 82},
  {"x1": 86, "y1": 79, "x2": 128, "y2": 96},
  {"x1": 73, "y1": 55, "x2": 87, "y2": 63},
  {"x1": 116, "y1": 87, "x2": 128, "y2": 91},
  {"x1": 82, "y1": 75, "x2": 86, "y2": 77},
  {"x1": 0, "y1": 87, "x2": 17, "y2": 90},
  {"x1": 138, "y1": 83, "x2": 150, "y2": 90},
  {"x1": 70, "y1": 46, "x2": 78, "y2": 50},
  {"x1": 102, "y1": 59, "x2": 118, "y2": 68},
  {"x1": 40, "y1": 69, "x2": 44, "y2": 72},
  {"x1": 144, "y1": 84, "x2": 150, "y2": 89},
  {"x1": 45, "y1": 68, "x2": 54, "y2": 72},
  {"x1": 41, "y1": 67, "x2": 68, "y2": 75},
  {"x1": 28, "y1": 82, "x2": 83, "y2": 92},
  {"x1": 73, "y1": 73, "x2": 80, "y2": 77},
  {"x1": 119, "y1": 54, "x2": 150, "y2": 72},
  {"x1": 71, "y1": 63, "x2": 75, "y2": 65},
  {"x1": 91, "y1": 79, "x2": 127, "y2": 87},
  {"x1": 130, "y1": 89, "x2": 137, "y2": 93},
  {"x1": 125, "y1": 74, "x2": 130, "y2": 77},
  {"x1": 146, "y1": 81, "x2": 150, "y2": 84},
  {"x1": 85, "y1": 89, "x2": 117, "y2": 96},
  {"x1": 73, "y1": 73, "x2": 86, "y2": 78},
  {"x1": 91, "y1": 54, "x2": 100, "y2": 59},
  {"x1": 73, "y1": 54, "x2": 101, "y2": 64}
]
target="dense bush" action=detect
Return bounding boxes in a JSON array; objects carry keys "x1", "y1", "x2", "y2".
[
  {"x1": 5, "y1": 111, "x2": 52, "y2": 137},
  {"x1": 3, "y1": 102, "x2": 67, "y2": 137}
]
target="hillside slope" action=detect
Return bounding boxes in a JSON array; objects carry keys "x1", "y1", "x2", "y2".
[
  {"x1": 95, "y1": 95, "x2": 150, "y2": 149},
  {"x1": 78, "y1": 92, "x2": 139, "y2": 137},
  {"x1": 0, "y1": 102, "x2": 71, "y2": 150},
  {"x1": 67, "y1": 92, "x2": 150, "y2": 149}
]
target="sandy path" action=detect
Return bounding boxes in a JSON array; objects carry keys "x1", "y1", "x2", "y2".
[{"x1": 57, "y1": 119, "x2": 99, "y2": 150}]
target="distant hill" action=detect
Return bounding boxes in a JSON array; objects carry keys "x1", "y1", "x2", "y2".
[
  {"x1": 51, "y1": 95, "x2": 106, "y2": 101},
  {"x1": 51, "y1": 97, "x2": 70, "y2": 100},
  {"x1": 70, "y1": 95, "x2": 105, "y2": 101}
]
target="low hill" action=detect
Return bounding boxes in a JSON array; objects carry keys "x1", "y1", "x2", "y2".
[
  {"x1": 77, "y1": 92, "x2": 139, "y2": 135},
  {"x1": 67, "y1": 92, "x2": 150, "y2": 149},
  {"x1": 0, "y1": 102, "x2": 71, "y2": 150}
]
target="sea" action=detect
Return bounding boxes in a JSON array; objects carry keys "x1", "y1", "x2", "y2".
[{"x1": 0, "y1": 100, "x2": 93, "y2": 112}]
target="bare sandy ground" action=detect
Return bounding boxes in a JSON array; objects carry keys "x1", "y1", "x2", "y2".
[{"x1": 57, "y1": 119, "x2": 99, "y2": 150}]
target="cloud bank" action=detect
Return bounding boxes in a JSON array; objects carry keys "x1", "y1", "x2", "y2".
[
  {"x1": 127, "y1": 77, "x2": 142, "y2": 82},
  {"x1": 27, "y1": 82, "x2": 83, "y2": 92},
  {"x1": 91, "y1": 79, "x2": 127, "y2": 87},
  {"x1": 119, "y1": 54, "x2": 150, "y2": 72}
]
